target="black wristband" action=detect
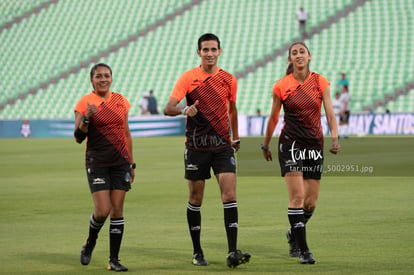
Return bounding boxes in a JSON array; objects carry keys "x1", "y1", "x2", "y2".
[
  {"x1": 130, "y1": 163, "x2": 136, "y2": 169},
  {"x1": 74, "y1": 127, "x2": 87, "y2": 141},
  {"x1": 261, "y1": 144, "x2": 269, "y2": 151},
  {"x1": 82, "y1": 115, "x2": 90, "y2": 124}
]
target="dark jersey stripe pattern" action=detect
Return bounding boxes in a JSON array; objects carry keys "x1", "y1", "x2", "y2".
[
  {"x1": 86, "y1": 93, "x2": 131, "y2": 167},
  {"x1": 280, "y1": 73, "x2": 324, "y2": 149},
  {"x1": 185, "y1": 70, "x2": 233, "y2": 151}
]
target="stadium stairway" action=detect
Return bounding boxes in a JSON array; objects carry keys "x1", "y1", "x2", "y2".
[
  {"x1": 0, "y1": 0, "x2": 56, "y2": 33},
  {"x1": 0, "y1": 0, "x2": 366, "y2": 115},
  {"x1": 1, "y1": 0, "x2": 412, "y2": 117},
  {"x1": 234, "y1": 0, "x2": 369, "y2": 80},
  {"x1": 235, "y1": 0, "x2": 414, "y2": 114},
  {"x1": 376, "y1": 82, "x2": 414, "y2": 113},
  {"x1": 0, "y1": 0, "x2": 203, "y2": 112}
]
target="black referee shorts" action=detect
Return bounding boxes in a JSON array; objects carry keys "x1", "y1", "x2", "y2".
[
  {"x1": 86, "y1": 163, "x2": 131, "y2": 193},
  {"x1": 278, "y1": 143, "x2": 324, "y2": 180},
  {"x1": 184, "y1": 147, "x2": 236, "y2": 180}
]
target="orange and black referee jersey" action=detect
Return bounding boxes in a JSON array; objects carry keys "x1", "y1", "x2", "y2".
[
  {"x1": 273, "y1": 72, "x2": 329, "y2": 149},
  {"x1": 171, "y1": 66, "x2": 237, "y2": 151},
  {"x1": 74, "y1": 91, "x2": 132, "y2": 167}
]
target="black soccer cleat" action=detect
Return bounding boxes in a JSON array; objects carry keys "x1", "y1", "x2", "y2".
[
  {"x1": 300, "y1": 251, "x2": 316, "y2": 264},
  {"x1": 192, "y1": 252, "x2": 208, "y2": 266},
  {"x1": 80, "y1": 239, "x2": 96, "y2": 265},
  {"x1": 286, "y1": 229, "x2": 300, "y2": 257},
  {"x1": 226, "y1": 250, "x2": 251, "y2": 268},
  {"x1": 107, "y1": 258, "x2": 128, "y2": 271}
]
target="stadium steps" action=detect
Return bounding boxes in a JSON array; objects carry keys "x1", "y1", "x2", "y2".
[
  {"x1": 244, "y1": 0, "x2": 413, "y2": 114},
  {"x1": 234, "y1": 0, "x2": 369, "y2": 80},
  {"x1": 374, "y1": 83, "x2": 414, "y2": 113},
  {"x1": 342, "y1": 0, "x2": 413, "y2": 112},
  {"x1": 1, "y1": 0, "x2": 351, "y2": 117},
  {"x1": 0, "y1": 0, "x2": 56, "y2": 33},
  {"x1": 234, "y1": 0, "x2": 370, "y2": 114},
  {"x1": 0, "y1": 0, "x2": 202, "y2": 112},
  {"x1": 376, "y1": 88, "x2": 414, "y2": 113},
  {"x1": 1, "y1": 0, "x2": 413, "y2": 118}
]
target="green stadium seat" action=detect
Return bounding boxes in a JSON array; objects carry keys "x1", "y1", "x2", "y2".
[{"x1": 1, "y1": 0, "x2": 413, "y2": 118}]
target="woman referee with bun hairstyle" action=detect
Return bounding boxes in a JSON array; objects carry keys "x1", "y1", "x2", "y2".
[
  {"x1": 261, "y1": 42, "x2": 340, "y2": 264},
  {"x1": 74, "y1": 63, "x2": 135, "y2": 271}
]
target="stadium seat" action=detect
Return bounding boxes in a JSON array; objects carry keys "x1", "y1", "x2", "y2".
[{"x1": 0, "y1": 0, "x2": 413, "y2": 119}]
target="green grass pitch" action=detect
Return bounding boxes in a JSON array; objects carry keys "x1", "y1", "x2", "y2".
[{"x1": 0, "y1": 136, "x2": 413, "y2": 274}]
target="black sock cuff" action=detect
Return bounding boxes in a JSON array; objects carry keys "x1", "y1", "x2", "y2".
[
  {"x1": 187, "y1": 202, "x2": 201, "y2": 211},
  {"x1": 288, "y1": 208, "x2": 304, "y2": 215},
  {"x1": 90, "y1": 214, "x2": 105, "y2": 228},
  {"x1": 110, "y1": 217, "x2": 125, "y2": 226},
  {"x1": 223, "y1": 201, "x2": 237, "y2": 209}
]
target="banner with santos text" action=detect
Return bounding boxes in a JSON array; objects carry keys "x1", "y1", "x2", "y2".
[
  {"x1": 0, "y1": 113, "x2": 413, "y2": 138},
  {"x1": 240, "y1": 113, "x2": 414, "y2": 136}
]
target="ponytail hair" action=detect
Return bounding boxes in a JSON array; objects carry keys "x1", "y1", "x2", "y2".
[
  {"x1": 286, "y1": 63, "x2": 294, "y2": 76},
  {"x1": 285, "y1": 42, "x2": 311, "y2": 76}
]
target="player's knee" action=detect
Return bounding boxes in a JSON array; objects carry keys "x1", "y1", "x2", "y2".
[
  {"x1": 110, "y1": 207, "x2": 124, "y2": 218},
  {"x1": 221, "y1": 191, "x2": 236, "y2": 202},
  {"x1": 189, "y1": 197, "x2": 203, "y2": 206},
  {"x1": 290, "y1": 195, "x2": 304, "y2": 207},
  {"x1": 94, "y1": 210, "x2": 110, "y2": 221},
  {"x1": 189, "y1": 191, "x2": 203, "y2": 204}
]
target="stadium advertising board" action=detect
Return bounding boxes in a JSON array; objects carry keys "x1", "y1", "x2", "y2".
[
  {"x1": 241, "y1": 113, "x2": 414, "y2": 136},
  {"x1": 0, "y1": 113, "x2": 413, "y2": 138}
]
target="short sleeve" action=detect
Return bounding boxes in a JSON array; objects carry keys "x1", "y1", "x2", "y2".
[
  {"x1": 273, "y1": 82, "x2": 282, "y2": 100},
  {"x1": 123, "y1": 96, "x2": 131, "y2": 111},
  {"x1": 228, "y1": 75, "x2": 237, "y2": 102},
  {"x1": 319, "y1": 75, "x2": 330, "y2": 92},
  {"x1": 170, "y1": 72, "x2": 190, "y2": 101},
  {"x1": 74, "y1": 95, "x2": 89, "y2": 115}
]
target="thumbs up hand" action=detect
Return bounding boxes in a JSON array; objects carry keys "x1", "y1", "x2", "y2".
[
  {"x1": 184, "y1": 100, "x2": 199, "y2": 117},
  {"x1": 85, "y1": 101, "x2": 99, "y2": 119}
]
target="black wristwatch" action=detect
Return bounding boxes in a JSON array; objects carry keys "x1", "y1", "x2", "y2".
[
  {"x1": 82, "y1": 115, "x2": 90, "y2": 124},
  {"x1": 261, "y1": 144, "x2": 269, "y2": 151},
  {"x1": 130, "y1": 163, "x2": 136, "y2": 169}
]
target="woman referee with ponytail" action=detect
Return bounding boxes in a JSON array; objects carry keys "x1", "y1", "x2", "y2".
[{"x1": 261, "y1": 42, "x2": 340, "y2": 264}]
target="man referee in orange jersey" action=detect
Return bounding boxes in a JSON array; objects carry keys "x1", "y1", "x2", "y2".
[{"x1": 164, "y1": 33, "x2": 251, "y2": 269}]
